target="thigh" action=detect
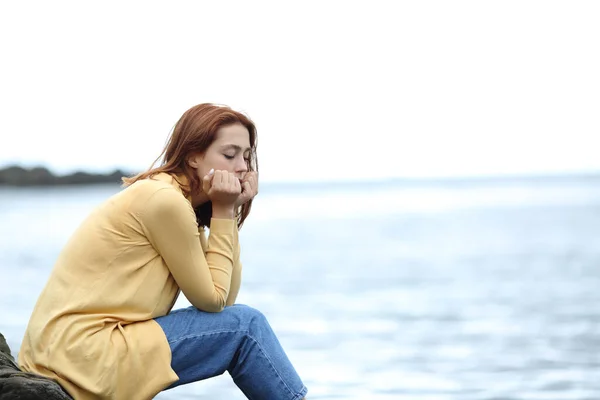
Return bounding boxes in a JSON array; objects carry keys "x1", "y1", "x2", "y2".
[
  {"x1": 156, "y1": 304, "x2": 262, "y2": 340},
  {"x1": 154, "y1": 304, "x2": 258, "y2": 387},
  {"x1": 155, "y1": 304, "x2": 308, "y2": 399}
]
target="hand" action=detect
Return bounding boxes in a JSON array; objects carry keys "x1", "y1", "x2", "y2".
[
  {"x1": 202, "y1": 169, "x2": 241, "y2": 210},
  {"x1": 235, "y1": 171, "x2": 258, "y2": 208}
]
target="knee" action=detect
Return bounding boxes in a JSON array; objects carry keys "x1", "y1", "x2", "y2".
[{"x1": 229, "y1": 304, "x2": 269, "y2": 329}]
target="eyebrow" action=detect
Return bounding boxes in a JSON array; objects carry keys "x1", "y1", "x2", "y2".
[{"x1": 221, "y1": 144, "x2": 251, "y2": 153}]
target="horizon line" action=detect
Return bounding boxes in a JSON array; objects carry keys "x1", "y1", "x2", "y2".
[{"x1": 2, "y1": 163, "x2": 600, "y2": 186}]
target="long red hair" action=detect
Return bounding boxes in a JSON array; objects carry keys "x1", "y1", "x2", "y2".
[{"x1": 122, "y1": 103, "x2": 258, "y2": 228}]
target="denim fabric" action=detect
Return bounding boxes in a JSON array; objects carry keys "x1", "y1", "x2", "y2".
[{"x1": 155, "y1": 304, "x2": 307, "y2": 400}]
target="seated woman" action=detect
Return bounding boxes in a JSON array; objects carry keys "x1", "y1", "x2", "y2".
[{"x1": 18, "y1": 103, "x2": 308, "y2": 400}]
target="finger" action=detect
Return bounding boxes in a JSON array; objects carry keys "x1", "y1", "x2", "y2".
[
  {"x1": 215, "y1": 170, "x2": 225, "y2": 186},
  {"x1": 248, "y1": 175, "x2": 258, "y2": 192},
  {"x1": 242, "y1": 171, "x2": 256, "y2": 186},
  {"x1": 223, "y1": 172, "x2": 232, "y2": 190},
  {"x1": 242, "y1": 181, "x2": 252, "y2": 196},
  {"x1": 202, "y1": 169, "x2": 215, "y2": 193}
]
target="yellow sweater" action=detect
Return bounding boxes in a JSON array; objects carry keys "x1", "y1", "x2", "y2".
[{"x1": 18, "y1": 173, "x2": 242, "y2": 399}]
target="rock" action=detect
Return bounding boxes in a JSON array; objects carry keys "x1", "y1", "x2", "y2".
[
  {"x1": 0, "y1": 164, "x2": 131, "y2": 186},
  {"x1": 0, "y1": 332, "x2": 72, "y2": 399},
  {"x1": 0, "y1": 335, "x2": 10, "y2": 360}
]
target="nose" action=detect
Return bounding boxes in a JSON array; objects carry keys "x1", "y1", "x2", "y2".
[{"x1": 235, "y1": 155, "x2": 248, "y2": 177}]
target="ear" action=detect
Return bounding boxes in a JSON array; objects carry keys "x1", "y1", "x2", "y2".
[{"x1": 187, "y1": 153, "x2": 201, "y2": 169}]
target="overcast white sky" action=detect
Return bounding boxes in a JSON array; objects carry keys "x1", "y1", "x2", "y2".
[{"x1": 0, "y1": 1, "x2": 598, "y2": 183}]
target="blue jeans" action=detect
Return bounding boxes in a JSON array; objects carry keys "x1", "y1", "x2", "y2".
[{"x1": 155, "y1": 304, "x2": 308, "y2": 400}]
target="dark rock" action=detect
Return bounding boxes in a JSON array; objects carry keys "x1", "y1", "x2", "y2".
[
  {"x1": 0, "y1": 334, "x2": 10, "y2": 360},
  {"x1": 0, "y1": 164, "x2": 132, "y2": 187},
  {"x1": 0, "y1": 332, "x2": 72, "y2": 399}
]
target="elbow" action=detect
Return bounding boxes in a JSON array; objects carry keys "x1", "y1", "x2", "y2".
[
  {"x1": 192, "y1": 293, "x2": 228, "y2": 313},
  {"x1": 193, "y1": 301, "x2": 225, "y2": 313},
  {"x1": 205, "y1": 303, "x2": 226, "y2": 313}
]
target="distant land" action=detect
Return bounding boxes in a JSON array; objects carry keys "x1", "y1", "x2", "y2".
[
  {"x1": 1, "y1": 164, "x2": 600, "y2": 188},
  {"x1": 0, "y1": 165, "x2": 132, "y2": 186}
]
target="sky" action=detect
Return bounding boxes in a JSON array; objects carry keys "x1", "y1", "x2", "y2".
[{"x1": 0, "y1": 1, "x2": 598, "y2": 183}]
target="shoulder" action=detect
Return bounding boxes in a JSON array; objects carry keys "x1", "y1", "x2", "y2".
[
  {"x1": 129, "y1": 175, "x2": 173, "y2": 192},
  {"x1": 134, "y1": 180, "x2": 194, "y2": 223},
  {"x1": 123, "y1": 175, "x2": 180, "y2": 202},
  {"x1": 116, "y1": 176, "x2": 187, "y2": 213}
]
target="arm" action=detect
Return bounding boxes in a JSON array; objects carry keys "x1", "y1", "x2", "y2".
[
  {"x1": 225, "y1": 170, "x2": 257, "y2": 305},
  {"x1": 142, "y1": 188, "x2": 235, "y2": 313},
  {"x1": 226, "y1": 227, "x2": 242, "y2": 306},
  {"x1": 198, "y1": 225, "x2": 242, "y2": 306}
]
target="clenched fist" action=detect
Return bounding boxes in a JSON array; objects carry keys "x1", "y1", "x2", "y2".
[
  {"x1": 202, "y1": 169, "x2": 241, "y2": 210},
  {"x1": 235, "y1": 171, "x2": 258, "y2": 208}
]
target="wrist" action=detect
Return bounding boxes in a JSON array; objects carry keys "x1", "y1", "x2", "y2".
[{"x1": 212, "y1": 204, "x2": 235, "y2": 219}]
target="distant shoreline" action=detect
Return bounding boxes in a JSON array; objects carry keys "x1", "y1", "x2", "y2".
[
  {"x1": 1, "y1": 164, "x2": 599, "y2": 188},
  {"x1": 0, "y1": 165, "x2": 133, "y2": 186}
]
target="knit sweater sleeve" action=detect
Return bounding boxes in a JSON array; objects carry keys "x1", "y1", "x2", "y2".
[
  {"x1": 199, "y1": 223, "x2": 242, "y2": 306},
  {"x1": 142, "y1": 188, "x2": 235, "y2": 312},
  {"x1": 226, "y1": 226, "x2": 242, "y2": 306}
]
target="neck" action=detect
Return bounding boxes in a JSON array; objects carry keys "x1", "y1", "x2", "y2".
[{"x1": 191, "y1": 192, "x2": 210, "y2": 209}]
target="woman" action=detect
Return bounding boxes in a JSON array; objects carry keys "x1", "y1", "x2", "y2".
[{"x1": 18, "y1": 103, "x2": 308, "y2": 400}]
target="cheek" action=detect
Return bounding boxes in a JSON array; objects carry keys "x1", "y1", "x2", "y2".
[{"x1": 208, "y1": 155, "x2": 235, "y2": 172}]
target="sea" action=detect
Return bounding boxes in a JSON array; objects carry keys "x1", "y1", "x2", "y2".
[{"x1": 0, "y1": 175, "x2": 599, "y2": 399}]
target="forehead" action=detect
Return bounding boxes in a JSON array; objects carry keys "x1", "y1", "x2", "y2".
[{"x1": 214, "y1": 123, "x2": 251, "y2": 147}]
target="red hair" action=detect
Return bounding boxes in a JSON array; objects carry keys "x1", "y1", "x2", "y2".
[{"x1": 122, "y1": 103, "x2": 258, "y2": 228}]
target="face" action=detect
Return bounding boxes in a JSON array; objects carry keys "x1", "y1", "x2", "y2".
[{"x1": 188, "y1": 123, "x2": 251, "y2": 182}]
